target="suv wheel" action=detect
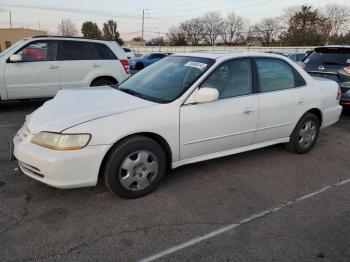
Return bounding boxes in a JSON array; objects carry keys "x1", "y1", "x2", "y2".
[
  {"x1": 103, "y1": 136, "x2": 167, "y2": 198},
  {"x1": 91, "y1": 78, "x2": 116, "y2": 86},
  {"x1": 285, "y1": 113, "x2": 320, "y2": 154}
]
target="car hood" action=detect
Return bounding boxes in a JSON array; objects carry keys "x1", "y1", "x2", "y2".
[{"x1": 27, "y1": 87, "x2": 156, "y2": 134}]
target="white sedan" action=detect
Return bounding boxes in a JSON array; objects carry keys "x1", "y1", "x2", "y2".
[{"x1": 13, "y1": 52, "x2": 342, "y2": 198}]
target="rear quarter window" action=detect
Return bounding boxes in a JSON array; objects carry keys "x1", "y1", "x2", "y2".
[{"x1": 93, "y1": 43, "x2": 118, "y2": 60}]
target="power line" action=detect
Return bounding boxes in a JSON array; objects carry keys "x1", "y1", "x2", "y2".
[{"x1": 153, "y1": 0, "x2": 280, "y2": 20}]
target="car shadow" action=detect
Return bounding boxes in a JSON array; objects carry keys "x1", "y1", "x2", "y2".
[{"x1": 0, "y1": 99, "x2": 49, "y2": 112}]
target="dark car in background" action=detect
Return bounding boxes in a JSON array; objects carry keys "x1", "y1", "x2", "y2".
[
  {"x1": 302, "y1": 46, "x2": 350, "y2": 106},
  {"x1": 268, "y1": 51, "x2": 306, "y2": 62},
  {"x1": 129, "y1": 53, "x2": 168, "y2": 70}
]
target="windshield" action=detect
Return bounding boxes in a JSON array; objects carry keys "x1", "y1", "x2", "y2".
[
  {"x1": 0, "y1": 40, "x2": 27, "y2": 59},
  {"x1": 305, "y1": 48, "x2": 350, "y2": 65},
  {"x1": 118, "y1": 56, "x2": 215, "y2": 103}
]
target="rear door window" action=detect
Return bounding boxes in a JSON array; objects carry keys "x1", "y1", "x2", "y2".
[
  {"x1": 305, "y1": 48, "x2": 350, "y2": 66},
  {"x1": 256, "y1": 59, "x2": 295, "y2": 92},
  {"x1": 59, "y1": 41, "x2": 99, "y2": 60}
]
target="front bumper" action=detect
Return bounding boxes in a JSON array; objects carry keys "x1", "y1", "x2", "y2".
[{"x1": 13, "y1": 125, "x2": 109, "y2": 189}]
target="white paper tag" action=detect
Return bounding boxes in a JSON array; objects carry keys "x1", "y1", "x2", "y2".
[
  {"x1": 346, "y1": 59, "x2": 350, "y2": 64},
  {"x1": 185, "y1": 61, "x2": 207, "y2": 70}
]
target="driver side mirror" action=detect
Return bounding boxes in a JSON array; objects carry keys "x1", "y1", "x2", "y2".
[
  {"x1": 9, "y1": 54, "x2": 22, "y2": 63},
  {"x1": 186, "y1": 87, "x2": 219, "y2": 104}
]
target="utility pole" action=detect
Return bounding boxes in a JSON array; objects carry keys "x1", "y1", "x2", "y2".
[
  {"x1": 141, "y1": 9, "x2": 149, "y2": 46},
  {"x1": 9, "y1": 10, "x2": 12, "y2": 28}
]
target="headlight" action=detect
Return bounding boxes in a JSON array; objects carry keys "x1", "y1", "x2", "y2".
[{"x1": 31, "y1": 132, "x2": 91, "y2": 150}]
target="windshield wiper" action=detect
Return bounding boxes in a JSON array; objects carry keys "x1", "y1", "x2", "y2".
[
  {"x1": 118, "y1": 88, "x2": 168, "y2": 103},
  {"x1": 118, "y1": 88, "x2": 139, "y2": 96},
  {"x1": 322, "y1": 61, "x2": 343, "y2": 65}
]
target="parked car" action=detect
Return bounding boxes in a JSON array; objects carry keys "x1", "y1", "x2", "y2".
[
  {"x1": 122, "y1": 47, "x2": 136, "y2": 59},
  {"x1": 13, "y1": 52, "x2": 342, "y2": 198},
  {"x1": 270, "y1": 51, "x2": 307, "y2": 62},
  {"x1": 301, "y1": 46, "x2": 350, "y2": 106},
  {"x1": 129, "y1": 53, "x2": 168, "y2": 70},
  {"x1": 0, "y1": 36, "x2": 130, "y2": 100}
]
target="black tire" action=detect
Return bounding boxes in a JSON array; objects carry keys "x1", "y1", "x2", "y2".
[
  {"x1": 135, "y1": 62, "x2": 144, "y2": 70},
  {"x1": 103, "y1": 136, "x2": 167, "y2": 198},
  {"x1": 91, "y1": 78, "x2": 116, "y2": 87},
  {"x1": 285, "y1": 112, "x2": 320, "y2": 154}
]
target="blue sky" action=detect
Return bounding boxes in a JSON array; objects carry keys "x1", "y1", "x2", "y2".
[{"x1": 0, "y1": 0, "x2": 349, "y2": 40}]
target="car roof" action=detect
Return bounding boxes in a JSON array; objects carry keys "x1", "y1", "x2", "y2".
[
  {"x1": 172, "y1": 51, "x2": 291, "y2": 60},
  {"x1": 30, "y1": 35, "x2": 113, "y2": 43},
  {"x1": 315, "y1": 45, "x2": 350, "y2": 49}
]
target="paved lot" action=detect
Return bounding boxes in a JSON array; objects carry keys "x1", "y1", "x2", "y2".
[{"x1": 0, "y1": 100, "x2": 349, "y2": 262}]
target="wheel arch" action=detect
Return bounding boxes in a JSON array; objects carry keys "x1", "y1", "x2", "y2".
[
  {"x1": 98, "y1": 132, "x2": 173, "y2": 178},
  {"x1": 305, "y1": 108, "x2": 323, "y2": 126},
  {"x1": 90, "y1": 76, "x2": 118, "y2": 86}
]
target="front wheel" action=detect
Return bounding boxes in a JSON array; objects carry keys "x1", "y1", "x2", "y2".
[
  {"x1": 285, "y1": 113, "x2": 320, "y2": 154},
  {"x1": 103, "y1": 136, "x2": 167, "y2": 198}
]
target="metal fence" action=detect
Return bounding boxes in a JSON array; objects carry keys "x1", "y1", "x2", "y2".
[{"x1": 129, "y1": 45, "x2": 315, "y2": 55}]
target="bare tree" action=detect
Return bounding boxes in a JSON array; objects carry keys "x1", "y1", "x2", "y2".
[
  {"x1": 179, "y1": 18, "x2": 205, "y2": 46},
  {"x1": 221, "y1": 12, "x2": 246, "y2": 45},
  {"x1": 322, "y1": 3, "x2": 350, "y2": 37},
  {"x1": 58, "y1": 19, "x2": 78, "y2": 36},
  {"x1": 202, "y1": 12, "x2": 224, "y2": 45},
  {"x1": 166, "y1": 26, "x2": 187, "y2": 46},
  {"x1": 254, "y1": 18, "x2": 280, "y2": 46}
]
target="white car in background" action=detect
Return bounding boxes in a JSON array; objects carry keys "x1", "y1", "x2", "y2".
[
  {"x1": 13, "y1": 52, "x2": 342, "y2": 198},
  {"x1": 0, "y1": 36, "x2": 130, "y2": 100},
  {"x1": 122, "y1": 46, "x2": 136, "y2": 58}
]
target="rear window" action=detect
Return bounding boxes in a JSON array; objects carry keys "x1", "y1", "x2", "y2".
[
  {"x1": 305, "y1": 48, "x2": 350, "y2": 66},
  {"x1": 59, "y1": 41, "x2": 98, "y2": 60}
]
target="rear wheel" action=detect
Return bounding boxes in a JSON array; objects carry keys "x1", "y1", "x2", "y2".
[
  {"x1": 103, "y1": 136, "x2": 167, "y2": 198},
  {"x1": 285, "y1": 113, "x2": 320, "y2": 154},
  {"x1": 91, "y1": 78, "x2": 116, "y2": 87}
]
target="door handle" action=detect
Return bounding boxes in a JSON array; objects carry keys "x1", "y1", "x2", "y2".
[
  {"x1": 92, "y1": 63, "x2": 102, "y2": 68},
  {"x1": 244, "y1": 107, "x2": 255, "y2": 114},
  {"x1": 49, "y1": 65, "x2": 59, "y2": 69}
]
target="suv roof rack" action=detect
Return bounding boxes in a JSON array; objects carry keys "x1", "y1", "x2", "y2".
[{"x1": 32, "y1": 35, "x2": 113, "y2": 41}]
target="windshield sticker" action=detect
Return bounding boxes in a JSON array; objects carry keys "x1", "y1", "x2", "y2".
[
  {"x1": 347, "y1": 59, "x2": 350, "y2": 64},
  {"x1": 185, "y1": 61, "x2": 208, "y2": 70}
]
